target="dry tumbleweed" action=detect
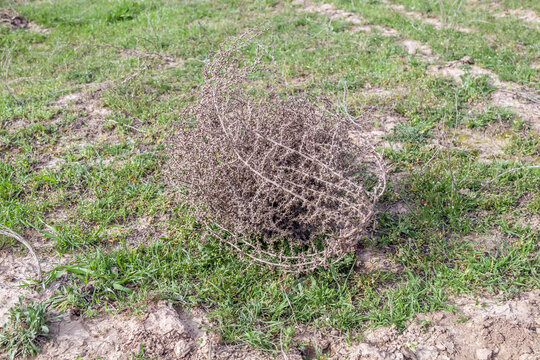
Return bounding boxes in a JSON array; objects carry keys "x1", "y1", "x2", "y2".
[{"x1": 167, "y1": 31, "x2": 386, "y2": 271}]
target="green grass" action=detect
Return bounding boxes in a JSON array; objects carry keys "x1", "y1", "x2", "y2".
[
  {"x1": 0, "y1": 0, "x2": 539, "y2": 356},
  {"x1": 0, "y1": 298, "x2": 52, "y2": 360}
]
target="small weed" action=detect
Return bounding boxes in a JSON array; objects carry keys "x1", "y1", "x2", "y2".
[
  {"x1": 130, "y1": 344, "x2": 156, "y2": 360},
  {"x1": 389, "y1": 123, "x2": 430, "y2": 144},
  {"x1": 106, "y1": 0, "x2": 146, "y2": 23},
  {"x1": 467, "y1": 105, "x2": 514, "y2": 128},
  {"x1": 506, "y1": 132, "x2": 540, "y2": 156},
  {"x1": 41, "y1": 221, "x2": 105, "y2": 254},
  {"x1": 0, "y1": 298, "x2": 52, "y2": 360}
]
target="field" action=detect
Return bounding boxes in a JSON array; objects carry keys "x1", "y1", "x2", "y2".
[{"x1": 0, "y1": 0, "x2": 539, "y2": 359}]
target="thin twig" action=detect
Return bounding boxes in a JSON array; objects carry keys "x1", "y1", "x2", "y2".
[
  {"x1": 280, "y1": 328, "x2": 289, "y2": 360},
  {"x1": 0, "y1": 225, "x2": 42, "y2": 281}
]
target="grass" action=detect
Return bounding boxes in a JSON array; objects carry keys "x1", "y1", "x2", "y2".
[
  {"x1": 0, "y1": 298, "x2": 52, "y2": 360},
  {"x1": 0, "y1": 0, "x2": 539, "y2": 356}
]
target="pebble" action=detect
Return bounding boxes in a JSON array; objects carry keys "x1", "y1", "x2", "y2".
[{"x1": 476, "y1": 348, "x2": 493, "y2": 360}]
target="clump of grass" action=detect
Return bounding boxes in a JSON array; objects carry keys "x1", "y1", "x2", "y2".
[
  {"x1": 466, "y1": 105, "x2": 514, "y2": 128},
  {"x1": 0, "y1": 298, "x2": 52, "y2": 360},
  {"x1": 506, "y1": 131, "x2": 540, "y2": 156}
]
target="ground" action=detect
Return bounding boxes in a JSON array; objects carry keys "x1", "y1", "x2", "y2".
[{"x1": 0, "y1": 0, "x2": 539, "y2": 359}]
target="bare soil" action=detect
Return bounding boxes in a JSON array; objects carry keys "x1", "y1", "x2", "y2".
[
  {"x1": 0, "y1": 9, "x2": 49, "y2": 33},
  {"x1": 428, "y1": 56, "x2": 540, "y2": 132},
  {"x1": 495, "y1": 8, "x2": 540, "y2": 25},
  {"x1": 2, "y1": 245, "x2": 540, "y2": 359},
  {"x1": 379, "y1": 0, "x2": 473, "y2": 33}
]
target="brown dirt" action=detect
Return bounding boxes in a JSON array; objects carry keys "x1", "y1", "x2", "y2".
[
  {"x1": 2, "y1": 237, "x2": 540, "y2": 359},
  {"x1": 330, "y1": 290, "x2": 540, "y2": 360},
  {"x1": 112, "y1": 46, "x2": 182, "y2": 69},
  {"x1": 381, "y1": 0, "x2": 473, "y2": 33},
  {"x1": 0, "y1": 247, "x2": 67, "y2": 326},
  {"x1": 356, "y1": 248, "x2": 403, "y2": 273},
  {"x1": 428, "y1": 56, "x2": 540, "y2": 132},
  {"x1": 462, "y1": 229, "x2": 514, "y2": 253},
  {"x1": 299, "y1": 1, "x2": 438, "y2": 60},
  {"x1": 491, "y1": 90, "x2": 540, "y2": 132},
  {"x1": 427, "y1": 56, "x2": 499, "y2": 85},
  {"x1": 400, "y1": 39, "x2": 437, "y2": 59},
  {"x1": 302, "y1": 2, "x2": 366, "y2": 26},
  {"x1": 350, "y1": 112, "x2": 404, "y2": 151},
  {"x1": 0, "y1": 8, "x2": 49, "y2": 34},
  {"x1": 297, "y1": 2, "x2": 373, "y2": 35},
  {"x1": 36, "y1": 303, "x2": 277, "y2": 360},
  {"x1": 452, "y1": 127, "x2": 509, "y2": 161},
  {"x1": 53, "y1": 89, "x2": 123, "y2": 149},
  {"x1": 495, "y1": 8, "x2": 540, "y2": 25}
]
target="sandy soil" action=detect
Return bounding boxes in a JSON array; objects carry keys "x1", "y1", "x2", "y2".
[
  {"x1": 1, "y1": 245, "x2": 540, "y2": 360},
  {"x1": 0, "y1": 9, "x2": 49, "y2": 33}
]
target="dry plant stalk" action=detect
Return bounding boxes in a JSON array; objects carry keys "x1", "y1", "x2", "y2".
[
  {"x1": 0, "y1": 225, "x2": 41, "y2": 280},
  {"x1": 167, "y1": 30, "x2": 386, "y2": 271}
]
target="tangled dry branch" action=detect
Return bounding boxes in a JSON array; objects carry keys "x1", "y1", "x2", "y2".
[{"x1": 167, "y1": 30, "x2": 386, "y2": 271}]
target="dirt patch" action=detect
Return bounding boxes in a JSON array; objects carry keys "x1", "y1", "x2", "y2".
[
  {"x1": 0, "y1": 251, "x2": 39, "y2": 325},
  {"x1": 299, "y1": 2, "x2": 439, "y2": 61},
  {"x1": 113, "y1": 46, "x2": 182, "y2": 69},
  {"x1": 350, "y1": 112, "x2": 404, "y2": 151},
  {"x1": 428, "y1": 56, "x2": 540, "y2": 132},
  {"x1": 0, "y1": 8, "x2": 49, "y2": 33},
  {"x1": 55, "y1": 90, "x2": 112, "y2": 119},
  {"x1": 53, "y1": 90, "x2": 123, "y2": 149},
  {"x1": 302, "y1": 2, "x2": 367, "y2": 26},
  {"x1": 427, "y1": 56, "x2": 500, "y2": 85},
  {"x1": 36, "y1": 303, "x2": 277, "y2": 360},
  {"x1": 401, "y1": 39, "x2": 437, "y2": 59},
  {"x1": 330, "y1": 290, "x2": 540, "y2": 360},
  {"x1": 0, "y1": 246, "x2": 67, "y2": 326},
  {"x1": 492, "y1": 90, "x2": 540, "y2": 132},
  {"x1": 371, "y1": 25, "x2": 400, "y2": 37},
  {"x1": 356, "y1": 249, "x2": 403, "y2": 273},
  {"x1": 462, "y1": 230, "x2": 513, "y2": 253},
  {"x1": 495, "y1": 8, "x2": 540, "y2": 24},
  {"x1": 382, "y1": 0, "x2": 473, "y2": 33},
  {"x1": 453, "y1": 127, "x2": 509, "y2": 160}
]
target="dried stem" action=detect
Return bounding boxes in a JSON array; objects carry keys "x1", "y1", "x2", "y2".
[{"x1": 0, "y1": 225, "x2": 42, "y2": 281}]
